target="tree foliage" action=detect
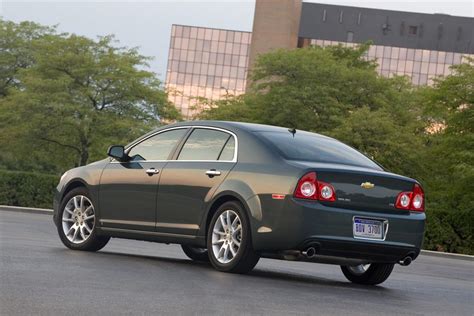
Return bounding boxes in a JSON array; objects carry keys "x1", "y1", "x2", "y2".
[
  {"x1": 420, "y1": 59, "x2": 474, "y2": 214},
  {"x1": 202, "y1": 44, "x2": 426, "y2": 176},
  {"x1": 0, "y1": 20, "x2": 180, "y2": 172},
  {"x1": 0, "y1": 19, "x2": 55, "y2": 96}
]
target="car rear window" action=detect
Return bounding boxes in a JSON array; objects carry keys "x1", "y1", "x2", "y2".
[{"x1": 256, "y1": 131, "x2": 381, "y2": 169}]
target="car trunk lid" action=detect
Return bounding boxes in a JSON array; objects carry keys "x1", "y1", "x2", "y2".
[{"x1": 289, "y1": 161, "x2": 416, "y2": 212}]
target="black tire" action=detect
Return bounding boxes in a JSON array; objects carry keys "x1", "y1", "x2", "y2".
[
  {"x1": 57, "y1": 187, "x2": 110, "y2": 252},
  {"x1": 181, "y1": 245, "x2": 209, "y2": 262},
  {"x1": 206, "y1": 201, "x2": 259, "y2": 274},
  {"x1": 341, "y1": 263, "x2": 395, "y2": 285}
]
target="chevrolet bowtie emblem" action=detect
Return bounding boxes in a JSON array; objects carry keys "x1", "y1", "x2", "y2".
[{"x1": 361, "y1": 182, "x2": 375, "y2": 189}]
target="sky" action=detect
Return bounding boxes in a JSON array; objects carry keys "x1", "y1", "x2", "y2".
[{"x1": 2, "y1": 0, "x2": 473, "y2": 80}]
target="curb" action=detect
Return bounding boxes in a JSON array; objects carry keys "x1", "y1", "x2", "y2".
[
  {"x1": 420, "y1": 250, "x2": 473, "y2": 262},
  {"x1": 0, "y1": 205, "x2": 53, "y2": 215},
  {"x1": 1, "y1": 205, "x2": 473, "y2": 260}
]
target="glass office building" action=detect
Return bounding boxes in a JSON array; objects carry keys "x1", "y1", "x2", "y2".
[
  {"x1": 165, "y1": 25, "x2": 251, "y2": 119},
  {"x1": 166, "y1": 1, "x2": 473, "y2": 119},
  {"x1": 301, "y1": 39, "x2": 472, "y2": 86}
]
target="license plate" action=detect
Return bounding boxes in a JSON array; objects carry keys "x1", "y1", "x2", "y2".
[{"x1": 353, "y1": 217, "x2": 384, "y2": 240}]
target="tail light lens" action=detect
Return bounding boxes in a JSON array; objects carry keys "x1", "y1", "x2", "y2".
[
  {"x1": 294, "y1": 172, "x2": 318, "y2": 200},
  {"x1": 395, "y1": 183, "x2": 424, "y2": 212},
  {"x1": 411, "y1": 184, "x2": 424, "y2": 211},
  {"x1": 395, "y1": 192, "x2": 412, "y2": 210},
  {"x1": 294, "y1": 172, "x2": 336, "y2": 202}
]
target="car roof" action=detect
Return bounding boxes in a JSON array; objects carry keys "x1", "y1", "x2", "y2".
[
  {"x1": 160, "y1": 120, "x2": 307, "y2": 134},
  {"x1": 158, "y1": 121, "x2": 337, "y2": 143}
]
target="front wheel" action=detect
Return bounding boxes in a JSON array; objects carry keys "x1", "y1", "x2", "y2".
[
  {"x1": 340, "y1": 263, "x2": 394, "y2": 285},
  {"x1": 207, "y1": 201, "x2": 259, "y2": 274},
  {"x1": 57, "y1": 187, "x2": 110, "y2": 251}
]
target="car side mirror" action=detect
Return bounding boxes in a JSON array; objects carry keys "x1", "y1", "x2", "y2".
[{"x1": 107, "y1": 145, "x2": 130, "y2": 162}]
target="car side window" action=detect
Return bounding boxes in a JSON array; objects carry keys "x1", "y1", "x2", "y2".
[
  {"x1": 128, "y1": 129, "x2": 188, "y2": 161},
  {"x1": 218, "y1": 136, "x2": 235, "y2": 161},
  {"x1": 178, "y1": 128, "x2": 233, "y2": 161}
]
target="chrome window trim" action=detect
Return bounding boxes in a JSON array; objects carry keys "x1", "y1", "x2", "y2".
[
  {"x1": 110, "y1": 125, "x2": 238, "y2": 163},
  {"x1": 125, "y1": 126, "x2": 189, "y2": 151}
]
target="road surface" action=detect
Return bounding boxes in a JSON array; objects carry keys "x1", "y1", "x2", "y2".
[{"x1": 1, "y1": 210, "x2": 473, "y2": 315}]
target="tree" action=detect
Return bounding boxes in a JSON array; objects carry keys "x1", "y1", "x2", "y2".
[
  {"x1": 0, "y1": 19, "x2": 55, "y2": 96},
  {"x1": 201, "y1": 44, "x2": 426, "y2": 175},
  {"x1": 0, "y1": 22, "x2": 180, "y2": 172},
  {"x1": 421, "y1": 58, "x2": 474, "y2": 213}
]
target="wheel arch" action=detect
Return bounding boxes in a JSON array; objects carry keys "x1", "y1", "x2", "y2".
[
  {"x1": 61, "y1": 178, "x2": 89, "y2": 201},
  {"x1": 201, "y1": 191, "x2": 255, "y2": 242}
]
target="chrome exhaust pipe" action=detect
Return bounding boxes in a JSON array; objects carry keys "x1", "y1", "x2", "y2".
[
  {"x1": 302, "y1": 247, "x2": 317, "y2": 258},
  {"x1": 399, "y1": 256, "x2": 412, "y2": 266}
]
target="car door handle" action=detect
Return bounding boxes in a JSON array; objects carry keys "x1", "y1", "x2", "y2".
[
  {"x1": 205, "y1": 169, "x2": 221, "y2": 177},
  {"x1": 145, "y1": 168, "x2": 160, "y2": 175}
]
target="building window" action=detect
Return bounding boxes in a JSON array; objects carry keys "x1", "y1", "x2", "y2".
[
  {"x1": 322, "y1": 9, "x2": 327, "y2": 22},
  {"x1": 347, "y1": 31, "x2": 354, "y2": 42},
  {"x1": 408, "y1": 25, "x2": 418, "y2": 35}
]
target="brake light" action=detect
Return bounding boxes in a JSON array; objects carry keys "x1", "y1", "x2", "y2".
[
  {"x1": 395, "y1": 183, "x2": 424, "y2": 212},
  {"x1": 395, "y1": 192, "x2": 412, "y2": 209},
  {"x1": 294, "y1": 172, "x2": 336, "y2": 202},
  {"x1": 294, "y1": 172, "x2": 318, "y2": 200}
]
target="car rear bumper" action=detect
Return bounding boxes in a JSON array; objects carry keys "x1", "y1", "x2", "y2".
[
  {"x1": 297, "y1": 237, "x2": 420, "y2": 263},
  {"x1": 251, "y1": 195, "x2": 425, "y2": 263}
]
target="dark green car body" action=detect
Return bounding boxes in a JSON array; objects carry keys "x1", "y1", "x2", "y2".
[{"x1": 53, "y1": 121, "x2": 425, "y2": 264}]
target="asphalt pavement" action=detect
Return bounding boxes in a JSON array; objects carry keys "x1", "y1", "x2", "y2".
[{"x1": 1, "y1": 210, "x2": 473, "y2": 315}]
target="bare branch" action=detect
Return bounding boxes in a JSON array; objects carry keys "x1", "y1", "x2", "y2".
[{"x1": 38, "y1": 136, "x2": 81, "y2": 153}]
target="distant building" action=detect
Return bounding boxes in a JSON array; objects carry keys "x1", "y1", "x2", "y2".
[{"x1": 166, "y1": 0, "x2": 474, "y2": 119}]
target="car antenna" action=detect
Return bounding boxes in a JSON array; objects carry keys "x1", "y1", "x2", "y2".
[{"x1": 288, "y1": 128, "x2": 296, "y2": 138}]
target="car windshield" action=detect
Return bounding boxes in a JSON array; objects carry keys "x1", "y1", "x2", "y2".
[{"x1": 256, "y1": 131, "x2": 381, "y2": 170}]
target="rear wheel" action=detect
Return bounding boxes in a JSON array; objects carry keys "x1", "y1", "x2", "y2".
[
  {"x1": 181, "y1": 245, "x2": 209, "y2": 262},
  {"x1": 57, "y1": 188, "x2": 110, "y2": 251},
  {"x1": 207, "y1": 201, "x2": 259, "y2": 274},
  {"x1": 341, "y1": 263, "x2": 394, "y2": 285}
]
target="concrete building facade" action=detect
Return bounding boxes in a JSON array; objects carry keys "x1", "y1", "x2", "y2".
[{"x1": 165, "y1": 1, "x2": 474, "y2": 119}]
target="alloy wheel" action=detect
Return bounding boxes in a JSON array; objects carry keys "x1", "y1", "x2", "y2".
[
  {"x1": 211, "y1": 210, "x2": 242, "y2": 264},
  {"x1": 62, "y1": 195, "x2": 95, "y2": 244}
]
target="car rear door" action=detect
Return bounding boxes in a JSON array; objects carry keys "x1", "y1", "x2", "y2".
[
  {"x1": 156, "y1": 127, "x2": 237, "y2": 236},
  {"x1": 99, "y1": 128, "x2": 189, "y2": 232}
]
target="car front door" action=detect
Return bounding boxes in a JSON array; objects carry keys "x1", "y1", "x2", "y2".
[
  {"x1": 99, "y1": 128, "x2": 189, "y2": 232},
  {"x1": 156, "y1": 127, "x2": 237, "y2": 236}
]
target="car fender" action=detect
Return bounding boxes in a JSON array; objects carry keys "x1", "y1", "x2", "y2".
[
  {"x1": 199, "y1": 179, "x2": 262, "y2": 237},
  {"x1": 54, "y1": 159, "x2": 108, "y2": 224},
  {"x1": 212, "y1": 178, "x2": 262, "y2": 220}
]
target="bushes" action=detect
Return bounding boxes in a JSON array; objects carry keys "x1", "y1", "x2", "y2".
[
  {"x1": 0, "y1": 169, "x2": 59, "y2": 209},
  {"x1": 424, "y1": 208, "x2": 473, "y2": 255}
]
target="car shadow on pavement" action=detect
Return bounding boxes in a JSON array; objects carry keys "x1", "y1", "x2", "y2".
[
  {"x1": 79, "y1": 249, "x2": 395, "y2": 292},
  {"x1": 96, "y1": 250, "x2": 212, "y2": 268},
  {"x1": 249, "y1": 268, "x2": 392, "y2": 291}
]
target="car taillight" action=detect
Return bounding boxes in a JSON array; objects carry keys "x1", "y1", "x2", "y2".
[
  {"x1": 294, "y1": 172, "x2": 318, "y2": 200},
  {"x1": 294, "y1": 172, "x2": 336, "y2": 202},
  {"x1": 411, "y1": 184, "x2": 424, "y2": 211},
  {"x1": 395, "y1": 183, "x2": 424, "y2": 212}
]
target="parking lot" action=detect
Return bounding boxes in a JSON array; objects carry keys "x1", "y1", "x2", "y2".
[{"x1": 1, "y1": 210, "x2": 473, "y2": 315}]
